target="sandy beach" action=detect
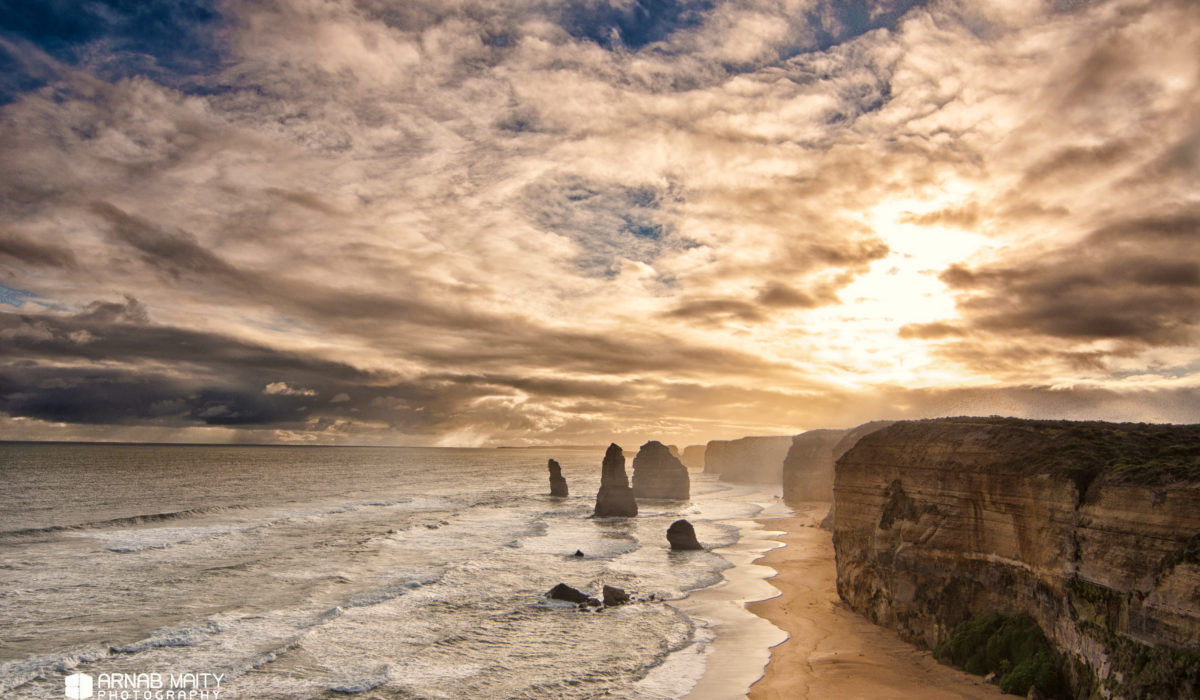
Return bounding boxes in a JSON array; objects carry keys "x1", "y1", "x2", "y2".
[{"x1": 747, "y1": 505, "x2": 1004, "y2": 700}]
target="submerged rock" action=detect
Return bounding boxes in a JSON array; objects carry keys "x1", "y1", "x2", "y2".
[
  {"x1": 631, "y1": 441, "x2": 690, "y2": 500},
  {"x1": 546, "y1": 583, "x2": 589, "y2": 604},
  {"x1": 667, "y1": 519, "x2": 703, "y2": 550},
  {"x1": 548, "y1": 458, "x2": 569, "y2": 497},
  {"x1": 602, "y1": 585, "x2": 630, "y2": 607},
  {"x1": 593, "y1": 443, "x2": 638, "y2": 517}
]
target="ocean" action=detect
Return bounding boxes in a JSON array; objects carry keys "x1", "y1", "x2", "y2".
[{"x1": 0, "y1": 443, "x2": 787, "y2": 699}]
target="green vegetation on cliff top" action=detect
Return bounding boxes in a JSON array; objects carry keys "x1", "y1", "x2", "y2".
[{"x1": 913, "y1": 417, "x2": 1200, "y2": 486}]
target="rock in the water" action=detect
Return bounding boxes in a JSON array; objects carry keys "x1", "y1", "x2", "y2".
[
  {"x1": 573, "y1": 549, "x2": 584, "y2": 557},
  {"x1": 667, "y1": 519, "x2": 703, "y2": 550},
  {"x1": 548, "y1": 458, "x2": 569, "y2": 497},
  {"x1": 602, "y1": 585, "x2": 630, "y2": 606},
  {"x1": 631, "y1": 440, "x2": 690, "y2": 500},
  {"x1": 546, "y1": 583, "x2": 589, "y2": 604},
  {"x1": 680, "y1": 444, "x2": 706, "y2": 470},
  {"x1": 593, "y1": 443, "x2": 638, "y2": 517}
]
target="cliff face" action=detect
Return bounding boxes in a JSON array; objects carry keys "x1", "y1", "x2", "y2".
[
  {"x1": 703, "y1": 435, "x2": 793, "y2": 484},
  {"x1": 833, "y1": 418, "x2": 1200, "y2": 698},
  {"x1": 594, "y1": 443, "x2": 637, "y2": 517},
  {"x1": 781, "y1": 429, "x2": 846, "y2": 503},
  {"x1": 631, "y1": 441, "x2": 690, "y2": 500},
  {"x1": 783, "y1": 421, "x2": 895, "y2": 505},
  {"x1": 680, "y1": 444, "x2": 705, "y2": 470}
]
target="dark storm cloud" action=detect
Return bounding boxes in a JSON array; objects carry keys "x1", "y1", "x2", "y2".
[
  {"x1": 0, "y1": 230, "x2": 77, "y2": 268},
  {"x1": 941, "y1": 209, "x2": 1200, "y2": 345},
  {"x1": 91, "y1": 202, "x2": 248, "y2": 284}
]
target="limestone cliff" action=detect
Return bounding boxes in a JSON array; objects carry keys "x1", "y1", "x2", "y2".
[
  {"x1": 631, "y1": 441, "x2": 690, "y2": 500},
  {"x1": 833, "y1": 418, "x2": 1200, "y2": 698},
  {"x1": 783, "y1": 421, "x2": 895, "y2": 505},
  {"x1": 593, "y1": 443, "x2": 637, "y2": 517},
  {"x1": 703, "y1": 435, "x2": 793, "y2": 484},
  {"x1": 680, "y1": 444, "x2": 705, "y2": 470}
]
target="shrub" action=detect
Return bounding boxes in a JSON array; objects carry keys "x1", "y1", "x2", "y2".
[{"x1": 935, "y1": 613, "x2": 1068, "y2": 698}]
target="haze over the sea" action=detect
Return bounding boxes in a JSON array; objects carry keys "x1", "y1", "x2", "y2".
[{"x1": 1, "y1": 0, "x2": 1198, "y2": 447}]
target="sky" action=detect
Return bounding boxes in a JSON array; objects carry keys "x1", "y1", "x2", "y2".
[{"x1": 0, "y1": 0, "x2": 1198, "y2": 447}]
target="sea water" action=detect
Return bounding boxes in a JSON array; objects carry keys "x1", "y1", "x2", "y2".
[{"x1": 0, "y1": 443, "x2": 785, "y2": 699}]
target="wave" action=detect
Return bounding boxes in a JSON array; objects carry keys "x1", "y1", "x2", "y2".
[
  {"x1": 0, "y1": 643, "x2": 112, "y2": 695},
  {"x1": 111, "y1": 619, "x2": 223, "y2": 653},
  {"x1": 2, "y1": 499, "x2": 418, "y2": 541},
  {"x1": 329, "y1": 665, "x2": 392, "y2": 694},
  {"x1": 0, "y1": 506, "x2": 251, "y2": 539}
]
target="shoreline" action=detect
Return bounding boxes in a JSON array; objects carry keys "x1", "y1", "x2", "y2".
[{"x1": 746, "y1": 505, "x2": 1004, "y2": 700}]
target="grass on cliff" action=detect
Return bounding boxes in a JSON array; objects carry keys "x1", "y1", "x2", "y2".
[
  {"x1": 933, "y1": 417, "x2": 1200, "y2": 486},
  {"x1": 934, "y1": 613, "x2": 1068, "y2": 697}
]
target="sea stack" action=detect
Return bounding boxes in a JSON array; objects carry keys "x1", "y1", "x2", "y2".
[
  {"x1": 548, "y1": 459, "x2": 568, "y2": 497},
  {"x1": 666, "y1": 519, "x2": 703, "y2": 550},
  {"x1": 631, "y1": 441, "x2": 690, "y2": 500},
  {"x1": 593, "y1": 443, "x2": 638, "y2": 517}
]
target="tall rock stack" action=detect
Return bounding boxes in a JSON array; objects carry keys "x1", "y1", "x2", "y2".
[
  {"x1": 547, "y1": 458, "x2": 568, "y2": 497},
  {"x1": 593, "y1": 443, "x2": 638, "y2": 517},
  {"x1": 631, "y1": 441, "x2": 690, "y2": 500}
]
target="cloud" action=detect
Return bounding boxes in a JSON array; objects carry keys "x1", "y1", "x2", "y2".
[
  {"x1": 0, "y1": 0, "x2": 1197, "y2": 445},
  {"x1": 263, "y1": 381, "x2": 317, "y2": 397}
]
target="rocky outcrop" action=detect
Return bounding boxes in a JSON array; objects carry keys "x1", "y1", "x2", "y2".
[
  {"x1": 593, "y1": 443, "x2": 638, "y2": 517},
  {"x1": 667, "y1": 444, "x2": 681, "y2": 459},
  {"x1": 680, "y1": 444, "x2": 706, "y2": 470},
  {"x1": 703, "y1": 435, "x2": 793, "y2": 484},
  {"x1": 667, "y1": 519, "x2": 703, "y2": 550},
  {"x1": 833, "y1": 417, "x2": 1200, "y2": 698},
  {"x1": 547, "y1": 583, "x2": 589, "y2": 604},
  {"x1": 548, "y1": 458, "x2": 568, "y2": 497},
  {"x1": 631, "y1": 441, "x2": 690, "y2": 500},
  {"x1": 603, "y1": 585, "x2": 630, "y2": 606},
  {"x1": 783, "y1": 421, "x2": 895, "y2": 505}
]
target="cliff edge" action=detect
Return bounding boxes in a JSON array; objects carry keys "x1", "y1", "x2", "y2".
[
  {"x1": 704, "y1": 435, "x2": 793, "y2": 484},
  {"x1": 833, "y1": 417, "x2": 1200, "y2": 698}
]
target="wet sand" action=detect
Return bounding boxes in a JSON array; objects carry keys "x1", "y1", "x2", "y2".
[{"x1": 747, "y1": 505, "x2": 1004, "y2": 700}]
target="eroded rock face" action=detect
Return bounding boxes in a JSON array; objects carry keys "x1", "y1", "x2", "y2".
[
  {"x1": 631, "y1": 441, "x2": 690, "y2": 500},
  {"x1": 781, "y1": 429, "x2": 846, "y2": 503},
  {"x1": 548, "y1": 458, "x2": 568, "y2": 497},
  {"x1": 667, "y1": 519, "x2": 703, "y2": 550},
  {"x1": 680, "y1": 445, "x2": 706, "y2": 470},
  {"x1": 833, "y1": 418, "x2": 1200, "y2": 698},
  {"x1": 703, "y1": 435, "x2": 793, "y2": 484},
  {"x1": 593, "y1": 443, "x2": 637, "y2": 517},
  {"x1": 783, "y1": 421, "x2": 896, "y2": 506}
]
